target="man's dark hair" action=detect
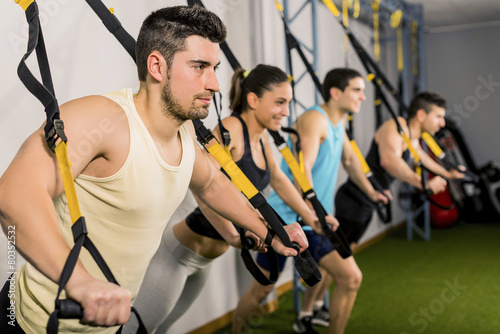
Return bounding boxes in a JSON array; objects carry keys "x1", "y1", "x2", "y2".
[
  {"x1": 408, "y1": 91, "x2": 447, "y2": 119},
  {"x1": 136, "y1": 5, "x2": 227, "y2": 81},
  {"x1": 322, "y1": 68, "x2": 363, "y2": 102}
]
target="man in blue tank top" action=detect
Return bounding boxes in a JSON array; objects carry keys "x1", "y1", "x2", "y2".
[{"x1": 232, "y1": 68, "x2": 388, "y2": 334}]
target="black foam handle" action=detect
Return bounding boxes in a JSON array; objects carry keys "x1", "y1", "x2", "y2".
[{"x1": 58, "y1": 299, "x2": 83, "y2": 319}]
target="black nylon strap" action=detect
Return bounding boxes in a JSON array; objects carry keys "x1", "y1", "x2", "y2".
[
  {"x1": 304, "y1": 190, "x2": 352, "y2": 259},
  {"x1": 46, "y1": 218, "x2": 147, "y2": 333},
  {"x1": 17, "y1": 2, "x2": 60, "y2": 144},
  {"x1": 239, "y1": 230, "x2": 279, "y2": 286},
  {"x1": 188, "y1": 0, "x2": 242, "y2": 72},
  {"x1": 264, "y1": 228, "x2": 276, "y2": 246},
  {"x1": 270, "y1": 129, "x2": 353, "y2": 256},
  {"x1": 368, "y1": 175, "x2": 392, "y2": 223},
  {"x1": 213, "y1": 93, "x2": 231, "y2": 148},
  {"x1": 249, "y1": 196, "x2": 322, "y2": 286},
  {"x1": 84, "y1": 0, "x2": 136, "y2": 60},
  {"x1": 15, "y1": 1, "x2": 148, "y2": 331},
  {"x1": 47, "y1": 218, "x2": 86, "y2": 334}
]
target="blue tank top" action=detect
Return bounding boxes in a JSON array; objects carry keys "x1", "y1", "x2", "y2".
[{"x1": 267, "y1": 105, "x2": 344, "y2": 230}]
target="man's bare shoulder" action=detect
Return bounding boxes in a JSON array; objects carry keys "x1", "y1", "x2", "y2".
[
  {"x1": 296, "y1": 109, "x2": 328, "y2": 135},
  {"x1": 59, "y1": 95, "x2": 126, "y2": 120}
]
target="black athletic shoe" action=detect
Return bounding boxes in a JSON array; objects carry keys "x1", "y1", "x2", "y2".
[
  {"x1": 292, "y1": 316, "x2": 318, "y2": 334},
  {"x1": 312, "y1": 305, "x2": 330, "y2": 327}
]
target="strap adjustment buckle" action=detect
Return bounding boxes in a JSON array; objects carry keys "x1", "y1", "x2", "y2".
[
  {"x1": 45, "y1": 119, "x2": 67, "y2": 152},
  {"x1": 222, "y1": 131, "x2": 231, "y2": 148}
]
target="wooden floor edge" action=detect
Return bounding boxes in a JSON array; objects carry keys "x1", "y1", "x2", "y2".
[{"x1": 188, "y1": 221, "x2": 406, "y2": 334}]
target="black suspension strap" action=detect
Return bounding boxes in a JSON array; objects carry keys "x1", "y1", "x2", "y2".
[
  {"x1": 84, "y1": 0, "x2": 319, "y2": 286},
  {"x1": 323, "y1": 9, "x2": 456, "y2": 210},
  {"x1": 12, "y1": 0, "x2": 147, "y2": 333},
  {"x1": 187, "y1": 0, "x2": 287, "y2": 286},
  {"x1": 237, "y1": 226, "x2": 280, "y2": 285},
  {"x1": 193, "y1": 121, "x2": 322, "y2": 286},
  {"x1": 345, "y1": 114, "x2": 392, "y2": 223},
  {"x1": 212, "y1": 93, "x2": 280, "y2": 286},
  {"x1": 267, "y1": 129, "x2": 352, "y2": 258},
  {"x1": 273, "y1": 2, "x2": 392, "y2": 226},
  {"x1": 84, "y1": 0, "x2": 136, "y2": 60}
]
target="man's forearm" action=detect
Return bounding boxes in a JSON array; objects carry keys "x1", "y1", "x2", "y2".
[
  {"x1": 382, "y1": 156, "x2": 422, "y2": 189},
  {"x1": 196, "y1": 172, "x2": 268, "y2": 241},
  {"x1": 195, "y1": 196, "x2": 241, "y2": 246}
]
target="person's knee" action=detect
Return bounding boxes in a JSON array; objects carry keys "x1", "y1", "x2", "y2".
[
  {"x1": 251, "y1": 283, "x2": 274, "y2": 302},
  {"x1": 336, "y1": 267, "x2": 362, "y2": 291}
]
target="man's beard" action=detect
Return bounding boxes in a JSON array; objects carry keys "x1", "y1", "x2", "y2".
[{"x1": 161, "y1": 82, "x2": 211, "y2": 123}]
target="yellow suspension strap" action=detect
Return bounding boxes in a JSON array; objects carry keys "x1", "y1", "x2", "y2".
[
  {"x1": 421, "y1": 132, "x2": 479, "y2": 183},
  {"x1": 365, "y1": 75, "x2": 423, "y2": 176},
  {"x1": 342, "y1": 0, "x2": 349, "y2": 66},
  {"x1": 346, "y1": 120, "x2": 392, "y2": 223},
  {"x1": 268, "y1": 129, "x2": 353, "y2": 258},
  {"x1": 353, "y1": 0, "x2": 360, "y2": 18},
  {"x1": 390, "y1": 9, "x2": 404, "y2": 75},
  {"x1": 367, "y1": 70, "x2": 457, "y2": 210},
  {"x1": 372, "y1": 0, "x2": 381, "y2": 62},
  {"x1": 185, "y1": 0, "x2": 279, "y2": 284},
  {"x1": 278, "y1": 0, "x2": 393, "y2": 223},
  {"x1": 13, "y1": 0, "x2": 148, "y2": 332},
  {"x1": 390, "y1": 9, "x2": 405, "y2": 117},
  {"x1": 193, "y1": 120, "x2": 322, "y2": 286},
  {"x1": 322, "y1": 7, "x2": 460, "y2": 210},
  {"x1": 274, "y1": 0, "x2": 323, "y2": 115},
  {"x1": 272, "y1": 1, "x2": 354, "y2": 256}
]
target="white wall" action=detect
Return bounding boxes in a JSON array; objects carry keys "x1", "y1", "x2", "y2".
[
  {"x1": 425, "y1": 24, "x2": 500, "y2": 167},
  {"x1": 0, "y1": 0, "x2": 409, "y2": 333}
]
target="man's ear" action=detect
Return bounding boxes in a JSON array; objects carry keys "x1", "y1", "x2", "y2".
[
  {"x1": 329, "y1": 86, "x2": 342, "y2": 101},
  {"x1": 416, "y1": 108, "x2": 427, "y2": 122},
  {"x1": 147, "y1": 51, "x2": 166, "y2": 82},
  {"x1": 247, "y1": 92, "x2": 259, "y2": 109}
]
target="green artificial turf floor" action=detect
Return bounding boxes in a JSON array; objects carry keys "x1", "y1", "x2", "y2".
[{"x1": 214, "y1": 221, "x2": 500, "y2": 334}]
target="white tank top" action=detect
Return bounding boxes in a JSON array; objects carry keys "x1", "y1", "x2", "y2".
[{"x1": 15, "y1": 88, "x2": 196, "y2": 333}]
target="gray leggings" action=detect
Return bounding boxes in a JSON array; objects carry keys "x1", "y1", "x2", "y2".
[{"x1": 122, "y1": 226, "x2": 213, "y2": 334}]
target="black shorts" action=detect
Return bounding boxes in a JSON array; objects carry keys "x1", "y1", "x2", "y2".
[
  {"x1": 337, "y1": 215, "x2": 372, "y2": 244},
  {"x1": 335, "y1": 180, "x2": 376, "y2": 243}
]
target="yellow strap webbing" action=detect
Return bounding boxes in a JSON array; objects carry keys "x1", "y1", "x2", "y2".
[
  {"x1": 54, "y1": 142, "x2": 82, "y2": 224},
  {"x1": 206, "y1": 141, "x2": 259, "y2": 198},
  {"x1": 273, "y1": 0, "x2": 283, "y2": 12},
  {"x1": 342, "y1": 0, "x2": 350, "y2": 62},
  {"x1": 15, "y1": 0, "x2": 83, "y2": 225},
  {"x1": 390, "y1": 9, "x2": 404, "y2": 72},
  {"x1": 298, "y1": 151, "x2": 305, "y2": 174},
  {"x1": 353, "y1": 0, "x2": 360, "y2": 18},
  {"x1": 322, "y1": 0, "x2": 340, "y2": 17},
  {"x1": 421, "y1": 132, "x2": 444, "y2": 158},
  {"x1": 350, "y1": 140, "x2": 371, "y2": 174},
  {"x1": 397, "y1": 26, "x2": 403, "y2": 72},
  {"x1": 372, "y1": 0, "x2": 381, "y2": 62},
  {"x1": 14, "y1": 0, "x2": 33, "y2": 11},
  {"x1": 280, "y1": 147, "x2": 312, "y2": 192}
]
